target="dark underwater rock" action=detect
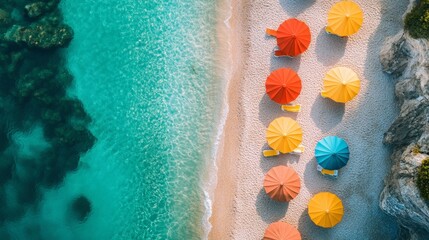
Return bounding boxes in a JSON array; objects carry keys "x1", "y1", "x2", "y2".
[
  {"x1": 25, "y1": 0, "x2": 60, "y2": 19},
  {"x1": 25, "y1": 2, "x2": 49, "y2": 19},
  {"x1": 15, "y1": 67, "x2": 75, "y2": 108},
  {"x1": 0, "y1": 8, "x2": 11, "y2": 27},
  {"x1": 0, "y1": 155, "x2": 13, "y2": 184},
  {"x1": 5, "y1": 23, "x2": 73, "y2": 49},
  {"x1": 71, "y1": 195, "x2": 91, "y2": 222},
  {"x1": 0, "y1": 0, "x2": 95, "y2": 231}
]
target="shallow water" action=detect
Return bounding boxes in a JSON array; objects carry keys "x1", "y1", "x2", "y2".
[{"x1": 3, "y1": 0, "x2": 224, "y2": 239}]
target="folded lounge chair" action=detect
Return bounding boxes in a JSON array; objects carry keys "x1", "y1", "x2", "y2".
[
  {"x1": 325, "y1": 26, "x2": 333, "y2": 35},
  {"x1": 317, "y1": 164, "x2": 338, "y2": 178},
  {"x1": 266, "y1": 29, "x2": 295, "y2": 57},
  {"x1": 266, "y1": 28, "x2": 277, "y2": 37},
  {"x1": 320, "y1": 90, "x2": 328, "y2": 98},
  {"x1": 263, "y1": 145, "x2": 304, "y2": 157},
  {"x1": 281, "y1": 104, "x2": 301, "y2": 113},
  {"x1": 290, "y1": 145, "x2": 305, "y2": 155},
  {"x1": 263, "y1": 149, "x2": 280, "y2": 157},
  {"x1": 274, "y1": 49, "x2": 289, "y2": 57}
]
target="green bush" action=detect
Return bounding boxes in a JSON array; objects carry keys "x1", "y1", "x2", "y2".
[
  {"x1": 417, "y1": 158, "x2": 429, "y2": 200},
  {"x1": 404, "y1": 0, "x2": 429, "y2": 39}
]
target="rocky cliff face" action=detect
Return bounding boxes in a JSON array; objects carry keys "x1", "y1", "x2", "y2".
[{"x1": 380, "y1": 3, "x2": 429, "y2": 239}]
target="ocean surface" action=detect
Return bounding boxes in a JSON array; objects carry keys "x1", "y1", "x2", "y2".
[{"x1": 4, "y1": 1, "x2": 228, "y2": 239}]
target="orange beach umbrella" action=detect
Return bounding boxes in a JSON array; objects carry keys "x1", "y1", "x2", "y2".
[
  {"x1": 308, "y1": 192, "x2": 344, "y2": 228},
  {"x1": 266, "y1": 18, "x2": 311, "y2": 57},
  {"x1": 266, "y1": 68, "x2": 302, "y2": 105},
  {"x1": 264, "y1": 166, "x2": 301, "y2": 202},
  {"x1": 263, "y1": 222, "x2": 302, "y2": 240}
]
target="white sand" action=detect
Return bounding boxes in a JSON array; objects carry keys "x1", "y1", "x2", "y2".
[{"x1": 209, "y1": 0, "x2": 410, "y2": 239}]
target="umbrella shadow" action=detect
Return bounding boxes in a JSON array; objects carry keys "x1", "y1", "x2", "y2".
[
  {"x1": 269, "y1": 53, "x2": 301, "y2": 73},
  {"x1": 279, "y1": 0, "x2": 316, "y2": 17},
  {"x1": 310, "y1": 95, "x2": 345, "y2": 133},
  {"x1": 259, "y1": 143, "x2": 290, "y2": 172},
  {"x1": 302, "y1": 157, "x2": 337, "y2": 194},
  {"x1": 264, "y1": 31, "x2": 275, "y2": 40},
  {"x1": 315, "y1": 28, "x2": 348, "y2": 66},
  {"x1": 298, "y1": 207, "x2": 332, "y2": 240},
  {"x1": 259, "y1": 143, "x2": 302, "y2": 172},
  {"x1": 258, "y1": 94, "x2": 298, "y2": 126},
  {"x1": 256, "y1": 188, "x2": 289, "y2": 223}
]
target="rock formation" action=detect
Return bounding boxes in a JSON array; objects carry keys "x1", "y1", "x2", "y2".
[
  {"x1": 380, "y1": 1, "x2": 429, "y2": 239},
  {"x1": 71, "y1": 195, "x2": 92, "y2": 222},
  {"x1": 0, "y1": 0, "x2": 95, "y2": 237},
  {"x1": 5, "y1": 23, "x2": 73, "y2": 49},
  {"x1": 25, "y1": 0, "x2": 60, "y2": 19}
]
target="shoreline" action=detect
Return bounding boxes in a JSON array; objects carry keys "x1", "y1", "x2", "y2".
[
  {"x1": 207, "y1": 0, "x2": 247, "y2": 239},
  {"x1": 208, "y1": 0, "x2": 409, "y2": 239}
]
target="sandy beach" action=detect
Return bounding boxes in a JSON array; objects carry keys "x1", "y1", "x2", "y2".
[{"x1": 209, "y1": 0, "x2": 410, "y2": 239}]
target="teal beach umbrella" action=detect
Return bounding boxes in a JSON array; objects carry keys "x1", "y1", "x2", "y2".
[{"x1": 315, "y1": 136, "x2": 350, "y2": 170}]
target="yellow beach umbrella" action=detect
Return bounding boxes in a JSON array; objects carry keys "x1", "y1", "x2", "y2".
[
  {"x1": 321, "y1": 67, "x2": 360, "y2": 103},
  {"x1": 266, "y1": 117, "x2": 303, "y2": 154},
  {"x1": 326, "y1": 1, "x2": 363, "y2": 37},
  {"x1": 308, "y1": 192, "x2": 344, "y2": 228}
]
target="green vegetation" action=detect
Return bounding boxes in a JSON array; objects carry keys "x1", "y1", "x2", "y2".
[
  {"x1": 405, "y1": 0, "x2": 429, "y2": 39},
  {"x1": 417, "y1": 158, "x2": 429, "y2": 200}
]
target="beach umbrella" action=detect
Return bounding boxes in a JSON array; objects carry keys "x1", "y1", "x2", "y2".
[
  {"x1": 321, "y1": 67, "x2": 360, "y2": 103},
  {"x1": 326, "y1": 1, "x2": 363, "y2": 37},
  {"x1": 264, "y1": 166, "x2": 301, "y2": 202},
  {"x1": 266, "y1": 18, "x2": 311, "y2": 57},
  {"x1": 266, "y1": 68, "x2": 302, "y2": 105},
  {"x1": 263, "y1": 222, "x2": 302, "y2": 240},
  {"x1": 266, "y1": 117, "x2": 303, "y2": 154},
  {"x1": 315, "y1": 136, "x2": 350, "y2": 170},
  {"x1": 308, "y1": 192, "x2": 344, "y2": 228}
]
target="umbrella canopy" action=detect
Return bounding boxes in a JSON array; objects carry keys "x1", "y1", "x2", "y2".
[
  {"x1": 263, "y1": 222, "x2": 302, "y2": 240},
  {"x1": 264, "y1": 166, "x2": 301, "y2": 202},
  {"x1": 308, "y1": 192, "x2": 344, "y2": 228},
  {"x1": 266, "y1": 68, "x2": 302, "y2": 104},
  {"x1": 266, "y1": 18, "x2": 311, "y2": 57},
  {"x1": 315, "y1": 136, "x2": 350, "y2": 170},
  {"x1": 321, "y1": 67, "x2": 360, "y2": 103},
  {"x1": 326, "y1": 1, "x2": 363, "y2": 37},
  {"x1": 266, "y1": 117, "x2": 303, "y2": 154}
]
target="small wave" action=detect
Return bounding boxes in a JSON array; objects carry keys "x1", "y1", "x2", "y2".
[{"x1": 200, "y1": 0, "x2": 234, "y2": 239}]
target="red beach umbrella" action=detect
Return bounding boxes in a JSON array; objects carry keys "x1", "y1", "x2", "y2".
[
  {"x1": 266, "y1": 18, "x2": 311, "y2": 57},
  {"x1": 265, "y1": 68, "x2": 302, "y2": 104}
]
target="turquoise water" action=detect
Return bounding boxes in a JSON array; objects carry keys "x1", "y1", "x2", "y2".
[{"x1": 12, "y1": 1, "x2": 224, "y2": 239}]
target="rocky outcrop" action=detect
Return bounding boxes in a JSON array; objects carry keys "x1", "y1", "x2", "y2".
[
  {"x1": 380, "y1": 144, "x2": 429, "y2": 239},
  {"x1": 5, "y1": 23, "x2": 73, "y2": 49},
  {"x1": 0, "y1": 0, "x2": 95, "y2": 237},
  {"x1": 380, "y1": 3, "x2": 429, "y2": 239},
  {"x1": 71, "y1": 195, "x2": 92, "y2": 222},
  {"x1": 25, "y1": 0, "x2": 60, "y2": 19},
  {"x1": 0, "y1": 8, "x2": 11, "y2": 26}
]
